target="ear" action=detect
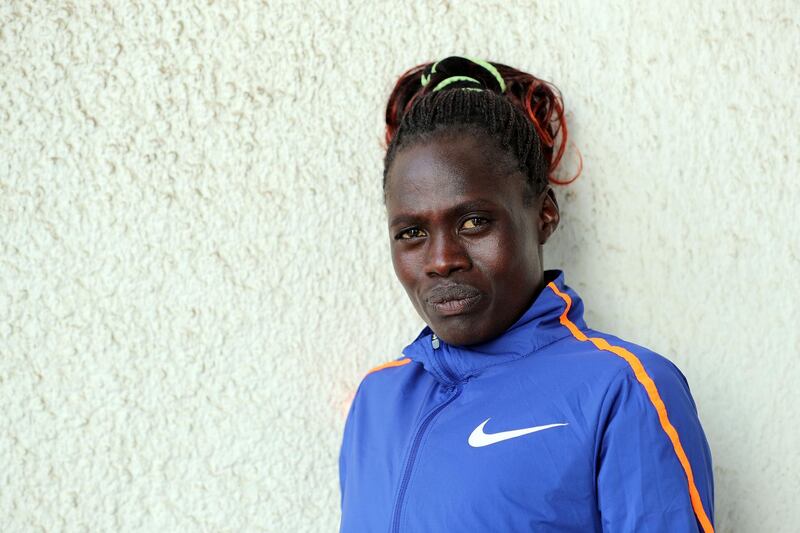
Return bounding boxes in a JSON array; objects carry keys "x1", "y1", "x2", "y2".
[{"x1": 538, "y1": 187, "x2": 560, "y2": 244}]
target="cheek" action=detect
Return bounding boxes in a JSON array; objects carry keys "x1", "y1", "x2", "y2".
[
  {"x1": 469, "y1": 227, "x2": 538, "y2": 286},
  {"x1": 468, "y1": 239, "x2": 507, "y2": 279},
  {"x1": 391, "y1": 246, "x2": 421, "y2": 288}
]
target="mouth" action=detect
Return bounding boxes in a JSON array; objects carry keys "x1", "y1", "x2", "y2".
[{"x1": 425, "y1": 284, "x2": 484, "y2": 317}]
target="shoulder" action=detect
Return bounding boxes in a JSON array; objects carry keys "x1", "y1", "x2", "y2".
[
  {"x1": 364, "y1": 356, "x2": 414, "y2": 376},
  {"x1": 539, "y1": 326, "x2": 697, "y2": 418},
  {"x1": 347, "y1": 355, "x2": 420, "y2": 409},
  {"x1": 584, "y1": 329, "x2": 692, "y2": 395},
  {"x1": 537, "y1": 326, "x2": 691, "y2": 396},
  {"x1": 571, "y1": 330, "x2": 704, "y2": 443},
  {"x1": 358, "y1": 355, "x2": 418, "y2": 392},
  {"x1": 341, "y1": 355, "x2": 430, "y2": 449},
  {"x1": 557, "y1": 327, "x2": 690, "y2": 390}
]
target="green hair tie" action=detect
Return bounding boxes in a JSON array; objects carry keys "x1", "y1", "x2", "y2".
[
  {"x1": 464, "y1": 56, "x2": 506, "y2": 93},
  {"x1": 432, "y1": 75, "x2": 482, "y2": 92},
  {"x1": 420, "y1": 59, "x2": 441, "y2": 87},
  {"x1": 420, "y1": 56, "x2": 507, "y2": 93}
]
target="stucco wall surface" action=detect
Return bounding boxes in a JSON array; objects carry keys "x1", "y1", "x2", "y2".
[{"x1": 1, "y1": 0, "x2": 798, "y2": 531}]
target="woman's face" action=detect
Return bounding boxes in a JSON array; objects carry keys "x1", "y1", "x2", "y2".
[{"x1": 385, "y1": 131, "x2": 560, "y2": 346}]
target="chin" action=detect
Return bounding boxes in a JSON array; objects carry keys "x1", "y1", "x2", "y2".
[{"x1": 432, "y1": 320, "x2": 490, "y2": 347}]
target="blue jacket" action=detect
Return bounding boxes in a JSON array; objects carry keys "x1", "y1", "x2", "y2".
[{"x1": 339, "y1": 272, "x2": 714, "y2": 532}]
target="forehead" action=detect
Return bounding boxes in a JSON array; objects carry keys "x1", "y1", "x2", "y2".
[{"x1": 385, "y1": 133, "x2": 525, "y2": 213}]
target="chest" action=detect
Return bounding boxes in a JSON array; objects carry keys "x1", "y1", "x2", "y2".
[{"x1": 343, "y1": 371, "x2": 605, "y2": 532}]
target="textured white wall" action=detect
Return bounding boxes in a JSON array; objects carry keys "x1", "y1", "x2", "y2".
[{"x1": 1, "y1": 1, "x2": 797, "y2": 531}]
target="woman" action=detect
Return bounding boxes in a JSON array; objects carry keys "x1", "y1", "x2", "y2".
[{"x1": 338, "y1": 56, "x2": 714, "y2": 532}]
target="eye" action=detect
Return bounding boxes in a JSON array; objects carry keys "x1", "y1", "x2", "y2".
[
  {"x1": 395, "y1": 227, "x2": 428, "y2": 240},
  {"x1": 460, "y1": 216, "x2": 489, "y2": 230}
]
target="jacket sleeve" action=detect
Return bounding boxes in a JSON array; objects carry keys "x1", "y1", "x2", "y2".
[
  {"x1": 339, "y1": 379, "x2": 366, "y2": 515},
  {"x1": 338, "y1": 431, "x2": 347, "y2": 509},
  {"x1": 596, "y1": 360, "x2": 714, "y2": 532},
  {"x1": 338, "y1": 391, "x2": 357, "y2": 510}
]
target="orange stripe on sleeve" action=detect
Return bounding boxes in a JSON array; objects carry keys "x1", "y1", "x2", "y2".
[
  {"x1": 366, "y1": 357, "x2": 411, "y2": 376},
  {"x1": 547, "y1": 282, "x2": 714, "y2": 533}
]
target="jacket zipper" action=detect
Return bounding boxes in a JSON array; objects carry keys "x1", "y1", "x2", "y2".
[
  {"x1": 431, "y1": 334, "x2": 459, "y2": 384},
  {"x1": 389, "y1": 334, "x2": 461, "y2": 533},
  {"x1": 390, "y1": 384, "x2": 462, "y2": 532}
]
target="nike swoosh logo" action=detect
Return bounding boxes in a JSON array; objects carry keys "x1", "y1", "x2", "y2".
[{"x1": 468, "y1": 418, "x2": 568, "y2": 447}]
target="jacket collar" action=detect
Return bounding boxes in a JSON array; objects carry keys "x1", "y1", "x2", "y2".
[{"x1": 402, "y1": 270, "x2": 586, "y2": 385}]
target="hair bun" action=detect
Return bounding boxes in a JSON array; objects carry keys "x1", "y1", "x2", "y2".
[{"x1": 420, "y1": 56, "x2": 506, "y2": 94}]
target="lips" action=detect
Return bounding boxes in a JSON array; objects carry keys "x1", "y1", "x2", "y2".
[{"x1": 425, "y1": 284, "x2": 484, "y2": 317}]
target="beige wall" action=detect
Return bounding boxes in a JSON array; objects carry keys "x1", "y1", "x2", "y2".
[{"x1": 1, "y1": 0, "x2": 798, "y2": 531}]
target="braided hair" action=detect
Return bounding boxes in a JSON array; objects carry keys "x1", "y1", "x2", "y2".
[{"x1": 383, "y1": 56, "x2": 579, "y2": 202}]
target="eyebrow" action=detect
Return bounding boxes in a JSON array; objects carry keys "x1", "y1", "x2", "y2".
[{"x1": 389, "y1": 199, "x2": 499, "y2": 227}]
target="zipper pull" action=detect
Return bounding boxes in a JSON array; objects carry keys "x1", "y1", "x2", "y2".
[{"x1": 431, "y1": 334, "x2": 440, "y2": 349}]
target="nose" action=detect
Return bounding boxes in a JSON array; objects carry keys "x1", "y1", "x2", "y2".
[{"x1": 425, "y1": 231, "x2": 471, "y2": 277}]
